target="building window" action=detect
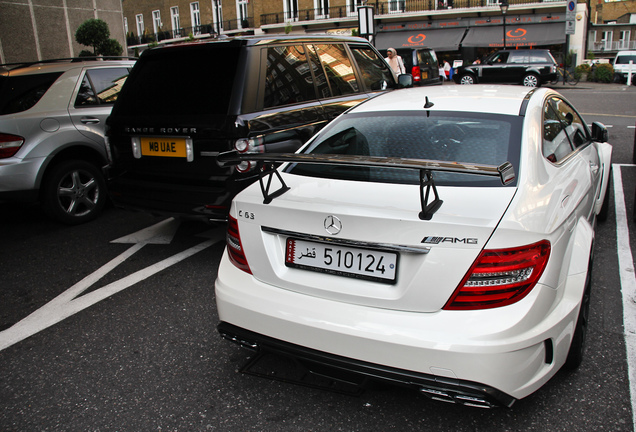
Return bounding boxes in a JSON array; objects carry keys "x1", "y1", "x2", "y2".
[
  {"x1": 237, "y1": 0, "x2": 249, "y2": 28},
  {"x1": 388, "y1": 0, "x2": 405, "y2": 13},
  {"x1": 314, "y1": 0, "x2": 329, "y2": 19},
  {"x1": 191, "y1": 2, "x2": 201, "y2": 35},
  {"x1": 619, "y1": 30, "x2": 631, "y2": 50},
  {"x1": 601, "y1": 31, "x2": 613, "y2": 50},
  {"x1": 171, "y1": 7, "x2": 181, "y2": 38},
  {"x1": 212, "y1": 0, "x2": 223, "y2": 33},
  {"x1": 152, "y1": 10, "x2": 162, "y2": 35},
  {"x1": 284, "y1": 0, "x2": 299, "y2": 22},
  {"x1": 136, "y1": 14, "x2": 144, "y2": 37},
  {"x1": 346, "y1": 0, "x2": 363, "y2": 17}
]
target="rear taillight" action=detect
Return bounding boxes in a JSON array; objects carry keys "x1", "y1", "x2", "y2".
[
  {"x1": 444, "y1": 241, "x2": 551, "y2": 310},
  {"x1": 233, "y1": 136, "x2": 264, "y2": 173},
  {"x1": 0, "y1": 133, "x2": 25, "y2": 158},
  {"x1": 411, "y1": 66, "x2": 421, "y2": 82},
  {"x1": 227, "y1": 215, "x2": 252, "y2": 274}
]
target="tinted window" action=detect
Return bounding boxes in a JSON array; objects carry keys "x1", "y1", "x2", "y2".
[
  {"x1": 616, "y1": 54, "x2": 636, "y2": 64},
  {"x1": 416, "y1": 49, "x2": 438, "y2": 68},
  {"x1": 75, "y1": 67, "x2": 130, "y2": 107},
  {"x1": 311, "y1": 44, "x2": 358, "y2": 96},
  {"x1": 349, "y1": 46, "x2": 392, "y2": 91},
  {"x1": 508, "y1": 52, "x2": 528, "y2": 64},
  {"x1": 542, "y1": 97, "x2": 589, "y2": 163},
  {"x1": 113, "y1": 45, "x2": 240, "y2": 117},
  {"x1": 263, "y1": 45, "x2": 317, "y2": 109},
  {"x1": 288, "y1": 111, "x2": 521, "y2": 186},
  {"x1": 0, "y1": 72, "x2": 62, "y2": 115},
  {"x1": 529, "y1": 51, "x2": 552, "y2": 63},
  {"x1": 490, "y1": 52, "x2": 509, "y2": 64}
]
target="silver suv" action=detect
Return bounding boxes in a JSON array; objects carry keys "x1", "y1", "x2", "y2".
[{"x1": 0, "y1": 58, "x2": 135, "y2": 224}]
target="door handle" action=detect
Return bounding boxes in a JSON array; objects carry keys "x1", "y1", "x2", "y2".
[
  {"x1": 589, "y1": 162, "x2": 599, "y2": 174},
  {"x1": 80, "y1": 117, "x2": 100, "y2": 124}
]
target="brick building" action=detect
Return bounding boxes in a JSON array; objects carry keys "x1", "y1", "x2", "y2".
[
  {"x1": 587, "y1": 0, "x2": 636, "y2": 61},
  {"x1": 0, "y1": 0, "x2": 127, "y2": 64}
]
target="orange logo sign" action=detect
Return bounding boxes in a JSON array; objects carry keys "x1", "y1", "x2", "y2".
[
  {"x1": 507, "y1": 28, "x2": 527, "y2": 39},
  {"x1": 407, "y1": 34, "x2": 427, "y2": 44}
]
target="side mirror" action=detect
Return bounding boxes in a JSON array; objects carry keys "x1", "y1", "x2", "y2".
[
  {"x1": 397, "y1": 73, "x2": 413, "y2": 88},
  {"x1": 591, "y1": 121, "x2": 609, "y2": 143}
]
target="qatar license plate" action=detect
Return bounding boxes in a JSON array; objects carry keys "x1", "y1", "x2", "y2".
[
  {"x1": 285, "y1": 238, "x2": 398, "y2": 284},
  {"x1": 140, "y1": 137, "x2": 187, "y2": 158}
]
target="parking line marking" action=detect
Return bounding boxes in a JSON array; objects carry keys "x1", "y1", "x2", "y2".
[
  {"x1": 613, "y1": 164, "x2": 636, "y2": 431},
  {"x1": 0, "y1": 227, "x2": 224, "y2": 351}
]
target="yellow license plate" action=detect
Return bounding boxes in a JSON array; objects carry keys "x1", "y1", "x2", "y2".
[
  {"x1": 422, "y1": 71, "x2": 428, "y2": 79},
  {"x1": 140, "y1": 137, "x2": 187, "y2": 158}
]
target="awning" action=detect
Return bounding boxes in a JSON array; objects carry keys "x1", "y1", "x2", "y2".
[
  {"x1": 375, "y1": 28, "x2": 467, "y2": 52},
  {"x1": 462, "y1": 23, "x2": 566, "y2": 48}
]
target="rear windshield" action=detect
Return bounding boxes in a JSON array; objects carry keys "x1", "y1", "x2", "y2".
[
  {"x1": 112, "y1": 45, "x2": 240, "y2": 118},
  {"x1": 0, "y1": 72, "x2": 62, "y2": 115},
  {"x1": 286, "y1": 111, "x2": 521, "y2": 187},
  {"x1": 417, "y1": 49, "x2": 438, "y2": 68}
]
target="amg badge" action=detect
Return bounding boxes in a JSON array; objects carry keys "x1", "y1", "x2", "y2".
[{"x1": 422, "y1": 236, "x2": 478, "y2": 245}]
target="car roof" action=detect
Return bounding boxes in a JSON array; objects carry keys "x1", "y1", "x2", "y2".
[
  {"x1": 0, "y1": 58, "x2": 136, "y2": 76},
  {"x1": 154, "y1": 34, "x2": 372, "y2": 51},
  {"x1": 351, "y1": 85, "x2": 539, "y2": 116}
]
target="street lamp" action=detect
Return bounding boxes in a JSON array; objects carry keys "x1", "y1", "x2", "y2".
[{"x1": 500, "y1": 0, "x2": 509, "y2": 49}]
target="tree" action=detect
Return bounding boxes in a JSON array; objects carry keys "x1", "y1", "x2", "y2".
[{"x1": 75, "y1": 18, "x2": 123, "y2": 57}]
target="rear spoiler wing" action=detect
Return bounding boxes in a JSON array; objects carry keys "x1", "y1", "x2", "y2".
[{"x1": 217, "y1": 152, "x2": 516, "y2": 220}]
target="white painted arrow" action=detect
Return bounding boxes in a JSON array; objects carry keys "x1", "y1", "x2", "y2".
[{"x1": 0, "y1": 219, "x2": 224, "y2": 351}]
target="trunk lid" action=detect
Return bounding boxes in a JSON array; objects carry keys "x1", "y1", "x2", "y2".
[{"x1": 234, "y1": 173, "x2": 516, "y2": 313}]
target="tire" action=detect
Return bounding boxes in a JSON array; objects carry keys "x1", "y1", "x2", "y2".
[
  {"x1": 565, "y1": 70, "x2": 579, "y2": 85},
  {"x1": 459, "y1": 74, "x2": 475, "y2": 85},
  {"x1": 41, "y1": 160, "x2": 107, "y2": 225},
  {"x1": 522, "y1": 73, "x2": 539, "y2": 87},
  {"x1": 597, "y1": 167, "x2": 611, "y2": 222},
  {"x1": 564, "y1": 263, "x2": 592, "y2": 370}
]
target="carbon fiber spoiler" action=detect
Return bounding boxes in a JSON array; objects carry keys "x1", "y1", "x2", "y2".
[{"x1": 217, "y1": 152, "x2": 516, "y2": 220}]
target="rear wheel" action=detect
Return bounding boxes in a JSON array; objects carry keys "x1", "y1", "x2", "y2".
[
  {"x1": 565, "y1": 70, "x2": 580, "y2": 85},
  {"x1": 459, "y1": 74, "x2": 476, "y2": 85},
  {"x1": 41, "y1": 160, "x2": 107, "y2": 225},
  {"x1": 598, "y1": 167, "x2": 612, "y2": 222},
  {"x1": 522, "y1": 73, "x2": 539, "y2": 87},
  {"x1": 564, "y1": 262, "x2": 592, "y2": 369}
]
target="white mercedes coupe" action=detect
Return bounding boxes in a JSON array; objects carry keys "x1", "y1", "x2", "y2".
[{"x1": 214, "y1": 85, "x2": 612, "y2": 408}]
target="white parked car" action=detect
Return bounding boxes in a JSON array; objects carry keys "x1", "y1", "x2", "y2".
[{"x1": 214, "y1": 85, "x2": 612, "y2": 408}]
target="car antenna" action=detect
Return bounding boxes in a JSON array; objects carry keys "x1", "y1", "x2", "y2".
[{"x1": 423, "y1": 96, "x2": 434, "y2": 109}]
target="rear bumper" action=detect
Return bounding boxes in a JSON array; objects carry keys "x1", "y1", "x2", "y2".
[
  {"x1": 218, "y1": 321, "x2": 515, "y2": 408},
  {"x1": 215, "y1": 255, "x2": 583, "y2": 405}
]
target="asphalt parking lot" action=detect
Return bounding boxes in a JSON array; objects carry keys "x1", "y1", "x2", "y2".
[{"x1": 1, "y1": 82, "x2": 635, "y2": 431}]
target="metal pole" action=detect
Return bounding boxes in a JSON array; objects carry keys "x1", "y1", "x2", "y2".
[{"x1": 500, "y1": 0, "x2": 509, "y2": 49}]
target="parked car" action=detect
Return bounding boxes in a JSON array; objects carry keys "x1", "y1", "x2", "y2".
[
  {"x1": 105, "y1": 35, "x2": 410, "y2": 223},
  {"x1": 397, "y1": 47, "x2": 441, "y2": 85},
  {"x1": 214, "y1": 85, "x2": 612, "y2": 408},
  {"x1": 612, "y1": 50, "x2": 636, "y2": 84},
  {"x1": 0, "y1": 57, "x2": 135, "y2": 224},
  {"x1": 453, "y1": 49, "x2": 557, "y2": 87}
]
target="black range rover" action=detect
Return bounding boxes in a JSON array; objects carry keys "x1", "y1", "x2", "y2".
[
  {"x1": 453, "y1": 49, "x2": 557, "y2": 87},
  {"x1": 105, "y1": 35, "x2": 407, "y2": 222}
]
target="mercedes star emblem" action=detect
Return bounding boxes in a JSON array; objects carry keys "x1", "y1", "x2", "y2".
[{"x1": 324, "y1": 215, "x2": 342, "y2": 235}]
